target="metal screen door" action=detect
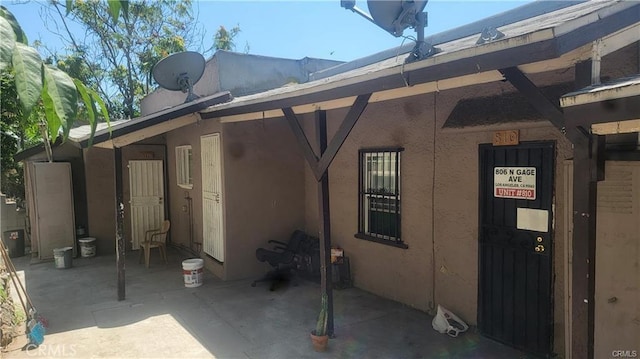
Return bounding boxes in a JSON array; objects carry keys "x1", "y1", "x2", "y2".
[
  {"x1": 129, "y1": 160, "x2": 164, "y2": 249},
  {"x1": 201, "y1": 133, "x2": 224, "y2": 262},
  {"x1": 478, "y1": 142, "x2": 554, "y2": 357}
]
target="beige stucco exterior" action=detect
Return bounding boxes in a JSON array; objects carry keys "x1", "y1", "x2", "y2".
[
  {"x1": 164, "y1": 116, "x2": 305, "y2": 280},
  {"x1": 299, "y1": 80, "x2": 572, "y2": 354},
  {"x1": 46, "y1": 36, "x2": 636, "y2": 358},
  {"x1": 294, "y1": 43, "x2": 638, "y2": 356}
]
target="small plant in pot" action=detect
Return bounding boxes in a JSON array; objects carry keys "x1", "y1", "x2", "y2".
[{"x1": 310, "y1": 293, "x2": 329, "y2": 352}]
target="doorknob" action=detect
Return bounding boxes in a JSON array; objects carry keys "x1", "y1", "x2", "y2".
[{"x1": 534, "y1": 244, "x2": 545, "y2": 253}]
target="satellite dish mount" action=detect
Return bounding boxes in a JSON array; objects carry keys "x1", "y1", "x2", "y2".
[
  {"x1": 341, "y1": 0, "x2": 436, "y2": 63},
  {"x1": 152, "y1": 51, "x2": 206, "y2": 103}
]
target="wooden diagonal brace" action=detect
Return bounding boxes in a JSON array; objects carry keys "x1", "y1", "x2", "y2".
[
  {"x1": 283, "y1": 107, "x2": 321, "y2": 180},
  {"x1": 283, "y1": 93, "x2": 371, "y2": 182},
  {"x1": 499, "y1": 67, "x2": 565, "y2": 131},
  {"x1": 316, "y1": 94, "x2": 371, "y2": 177}
]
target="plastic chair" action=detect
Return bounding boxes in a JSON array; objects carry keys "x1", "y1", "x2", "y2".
[{"x1": 139, "y1": 220, "x2": 170, "y2": 268}]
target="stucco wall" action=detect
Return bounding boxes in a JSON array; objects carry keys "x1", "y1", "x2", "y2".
[
  {"x1": 166, "y1": 117, "x2": 305, "y2": 281},
  {"x1": 302, "y1": 100, "x2": 436, "y2": 311},
  {"x1": 222, "y1": 119, "x2": 306, "y2": 280},
  {"x1": 300, "y1": 72, "x2": 577, "y2": 356},
  {"x1": 298, "y1": 42, "x2": 638, "y2": 355},
  {"x1": 83, "y1": 147, "x2": 116, "y2": 255},
  {"x1": 166, "y1": 119, "x2": 224, "y2": 278},
  {"x1": 83, "y1": 142, "x2": 167, "y2": 256}
]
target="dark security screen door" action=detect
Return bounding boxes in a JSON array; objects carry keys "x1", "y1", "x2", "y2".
[{"x1": 478, "y1": 142, "x2": 554, "y2": 357}]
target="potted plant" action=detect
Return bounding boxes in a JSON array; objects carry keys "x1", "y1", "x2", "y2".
[{"x1": 310, "y1": 293, "x2": 329, "y2": 352}]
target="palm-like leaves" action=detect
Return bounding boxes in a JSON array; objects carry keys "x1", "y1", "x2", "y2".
[{"x1": 0, "y1": 5, "x2": 111, "y2": 144}]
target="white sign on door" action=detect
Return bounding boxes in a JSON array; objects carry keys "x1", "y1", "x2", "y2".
[{"x1": 494, "y1": 167, "x2": 536, "y2": 200}]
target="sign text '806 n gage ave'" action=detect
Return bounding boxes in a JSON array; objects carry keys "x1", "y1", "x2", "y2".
[{"x1": 493, "y1": 167, "x2": 536, "y2": 200}]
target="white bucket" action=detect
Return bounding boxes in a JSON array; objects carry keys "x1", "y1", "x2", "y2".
[
  {"x1": 182, "y1": 258, "x2": 204, "y2": 288},
  {"x1": 53, "y1": 247, "x2": 73, "y2": 269},
  {"x1": 78, "y1": 237, "x2": 96, "y2": 258}
]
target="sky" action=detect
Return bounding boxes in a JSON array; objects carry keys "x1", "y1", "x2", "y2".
[{"x1": 4, "y1": 0, "x2": 531, "y2": 62}]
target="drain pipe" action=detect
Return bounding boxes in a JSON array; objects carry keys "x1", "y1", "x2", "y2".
[{"x1": 180, "y1": 191, "x2": 201, "y2": 255}]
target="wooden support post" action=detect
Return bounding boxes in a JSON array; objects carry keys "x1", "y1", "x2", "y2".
[
  {"x1": 282, "y1": 97, "x2": 370, "y2": 338},
  {"x1": 316, "y1": 110, "x2": 334, "y2": 337},
  {"x1": 115, "y1": 147, "x2": 126, "y2": 301},
  {"x1": 568, "y1": 59, "x2": 599, "y2": 359},
  {"x1": 569, "y1": 130, "x2": 598, "y2": 359}
]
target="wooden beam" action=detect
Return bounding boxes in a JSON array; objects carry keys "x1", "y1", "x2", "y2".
[
  {"x1": 574, "y1": 60, "x2": 593, "y2": 89},
  {"x1": 316, "y1": 94, "x2": 371, "y2": 176},
  {"x1": 569, "y1": 128, "x2": 598, "y2": 359},
  {"x1": 283, "y1": 107, "x2": 321, "y2": 180},
  {"x1": 564, "y1": 94, "x2": 640, "y2": 128},
  {"x1": 83, "y1": 92, "x2": 231, "y2": 149},
  {"x1": 316, "y1": 110, "x2": 334, "y2": 337},
  {"x1": 111, "y1": 113, "x2": 200, "y2": 148},
  {"x1": 592, "y1": 118, "x2": 640, "y2": 135},
  {"x1": 592, "y1": 135, "x2": 605, "y2": 182},
  {"x1": 284, "y1": 94, "x2": 372, "y2": 182},
  {"x1": 115, "y1": 147, "x2": 126, "y2": 301},
  {"x1": 499, "y1": 67, "x2": 565, "y2": 130}
]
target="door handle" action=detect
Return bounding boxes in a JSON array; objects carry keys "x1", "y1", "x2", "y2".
[{"x1": 534, "y1": 244, "x2": 545, "y2": 253}]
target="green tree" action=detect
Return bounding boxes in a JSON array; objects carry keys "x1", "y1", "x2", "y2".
[
  {"x1": 47, "y1": 0, "x2": 203, "y2": 119},
  {"x1": 0, "y1": 70, "x2": 40, "y2": 201},
  {"x1": 0, "y1": 5, "x2": 110, "y2": 153},
  {"x1": 1, "y1": 4, "x2": 119, "y2": 202},
  {"x1": 212, "y1": 25, "x2": 241, "y2": 51}
]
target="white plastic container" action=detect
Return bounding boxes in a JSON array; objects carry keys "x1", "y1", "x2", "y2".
[
  {"x1": 182, "y1": 258, "x2": 204, "y2": 288},
  {"x1": 78, "y1": 237, "x2": 96, "y2": 258},
  {"x1": 53, "y1": 247, "x2": 73, "y2": 269}
]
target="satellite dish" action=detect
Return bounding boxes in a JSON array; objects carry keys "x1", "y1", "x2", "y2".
[
  {"x1": 152, "y1": 51, "x2": 205, "y2": 103},
  {"x1": 341, "y1": 0, "x2": 436, "y2": 63},
  {"x1": 367, "y1": 0, "x2": 428, "y2": 37}
]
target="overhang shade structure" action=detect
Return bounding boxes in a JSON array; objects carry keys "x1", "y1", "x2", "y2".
[
  {"x1": 72, "y1": 92, "x2": 232, "y2": 149},
  {"x1": 16, "y1": 1, "x2": 639, "y2": 357},
  {"x1": 199, "y1": 1, "x2": 639, "y2": 124},
  {"x1": 65, "y1": 91, "x2": 232, "y2": 301},
  {"x1": 191, "y1": 3, "x2": 638, "y2": 359}
]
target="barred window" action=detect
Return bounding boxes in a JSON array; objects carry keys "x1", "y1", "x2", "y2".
[
  {"x1": 176, "y1": 145, "x2": 193, "y2": 189},
  {"x1": 356, "y1": 148, "x2": 406, "y2": 249}
]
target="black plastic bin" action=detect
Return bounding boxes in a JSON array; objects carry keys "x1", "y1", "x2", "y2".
[{"x1": 2, "y1": 229, "x2": 25, "y2": 258}]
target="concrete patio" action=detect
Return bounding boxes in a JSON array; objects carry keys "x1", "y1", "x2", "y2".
[{"x1": 3, "y1": 247, "x2": 531, "y2": 358}]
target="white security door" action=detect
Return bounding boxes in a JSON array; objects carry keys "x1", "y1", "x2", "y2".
[
  {"x1": 129, "y1": 160, "x2": 164, "y2": 249},
  {"x1": 201, "y1": 133, "x2": 224, "y2": 262}
]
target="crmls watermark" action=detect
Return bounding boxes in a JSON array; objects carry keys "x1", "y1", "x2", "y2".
[
  {"x1": 25, "y1": 344, "x2": 78, "y2": 357},
  {"x1": 612, "y1": 350, "x2": 638, "y2": 358}
]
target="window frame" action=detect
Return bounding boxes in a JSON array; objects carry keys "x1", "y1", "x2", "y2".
[
  {"x1": 355, "y1": 147, "x2": 407, "y2": 249},
  {"x1": 175, "y1": 145, "x2": 193, "y2": 189}
]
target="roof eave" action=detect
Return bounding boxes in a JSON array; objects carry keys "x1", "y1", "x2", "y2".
[
  {"x1": 200, "y1": 1, "x2": 639, "y2": 120},
  {"x1": 76, "y1": 91, "x2": 232, "y2": 149}
]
